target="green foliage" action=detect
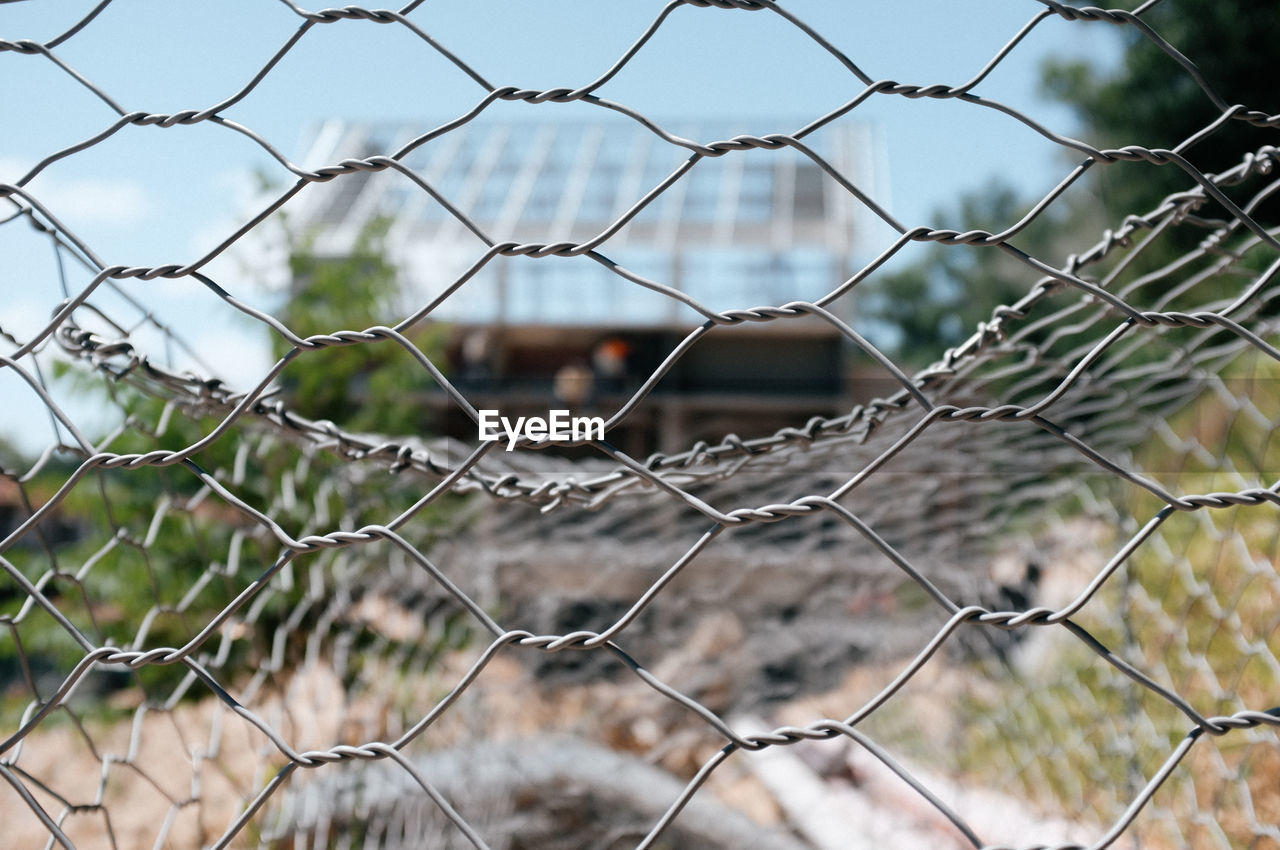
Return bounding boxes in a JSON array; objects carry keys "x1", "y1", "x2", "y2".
[
  {"x1": 862, "y1": 179, "x2": 1084, "y2": 366},
  {"x1": 867, "y1": 1, "x2": 1280, "y2": 365},
  {"x1": 875, "y1": 13, "x2": 1280, "y2": 836},
  {"x1": 947, "y1": 353, "x2": 1280, "y2": 839},
  {"x1": 276, "y1": 218, "x2": 447, "y2": 436},
  {"x1": 1041, "y1": 0, "x2": 1280, "y2": 255},
  {"x1": 1, "y1": 219, "x2": 461, "y2": 715}
]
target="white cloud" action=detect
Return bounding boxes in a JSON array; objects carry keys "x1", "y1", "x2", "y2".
[
  {"x1": 188, "y1": 319, "x2": 275, "y2": 390},
  {"x1": 188, "y1": 167, "x2": 293, "y2": 298},
  {"x1": 0, "y1": 156, "x2": 154, "y2": 230},
  {"x1": 0, "y1": 295, "x2": 57, "y2": 346},
  {"x1": 35, "y1": 176, "x2": 153, "y2": 229}
]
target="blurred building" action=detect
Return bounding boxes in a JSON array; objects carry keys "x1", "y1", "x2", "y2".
[{"x1": 289, "y1": 118, "x2": 886, "y2": 455}]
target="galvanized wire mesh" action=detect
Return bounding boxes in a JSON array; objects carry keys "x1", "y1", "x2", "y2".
[{"x1": 2, "y1": 1, "x2": 1280, "y2": 848}]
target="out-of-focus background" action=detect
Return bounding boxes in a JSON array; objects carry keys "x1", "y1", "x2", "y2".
[{"x1": 2, "y1": 1, "x2": 1279, "y2": 848}]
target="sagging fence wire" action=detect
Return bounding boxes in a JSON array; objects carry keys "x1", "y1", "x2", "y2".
[{"x1": 2, "y1": 1, "x2": 1280, "y2": 848}]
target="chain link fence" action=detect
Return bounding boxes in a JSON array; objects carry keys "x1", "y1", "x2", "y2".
[{"x1": 3, "y1": 1, "x2": 1280, "y2": 848}]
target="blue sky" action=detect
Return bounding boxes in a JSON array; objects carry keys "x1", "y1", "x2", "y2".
[{"x1": 0, "y1": 0, "x2": 1121, "y2": 453}]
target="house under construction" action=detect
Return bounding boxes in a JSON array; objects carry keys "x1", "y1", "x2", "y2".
[{"x1": 289, "y1": 117, "x2": 886, "y2": 456}]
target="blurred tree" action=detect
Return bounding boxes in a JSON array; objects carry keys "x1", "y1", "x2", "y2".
[
  {"x1": 865, "y1": 1, "x2": 1279, "y2": 367},
  {"x1": 276, "y1": 217, "x2": 447, "y2": 437},
  {"x1": 1041, "y1": 0, "x2": 1280, "y2": 229},
  {"x1": 1, "y1": 218, "x2": 455, "y2": 711},
  {"x1": 863, "y1": 179, "x2": 1083, "y2": 367}
]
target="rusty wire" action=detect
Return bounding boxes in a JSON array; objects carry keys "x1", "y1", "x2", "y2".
[{"x1": 2, "y1": 1, "x2": 1280, "y2": 848}]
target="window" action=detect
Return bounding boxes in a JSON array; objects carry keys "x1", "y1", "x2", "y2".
[{"x1": 791, "y1": 162, "x2": 826, "y2": 219}]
